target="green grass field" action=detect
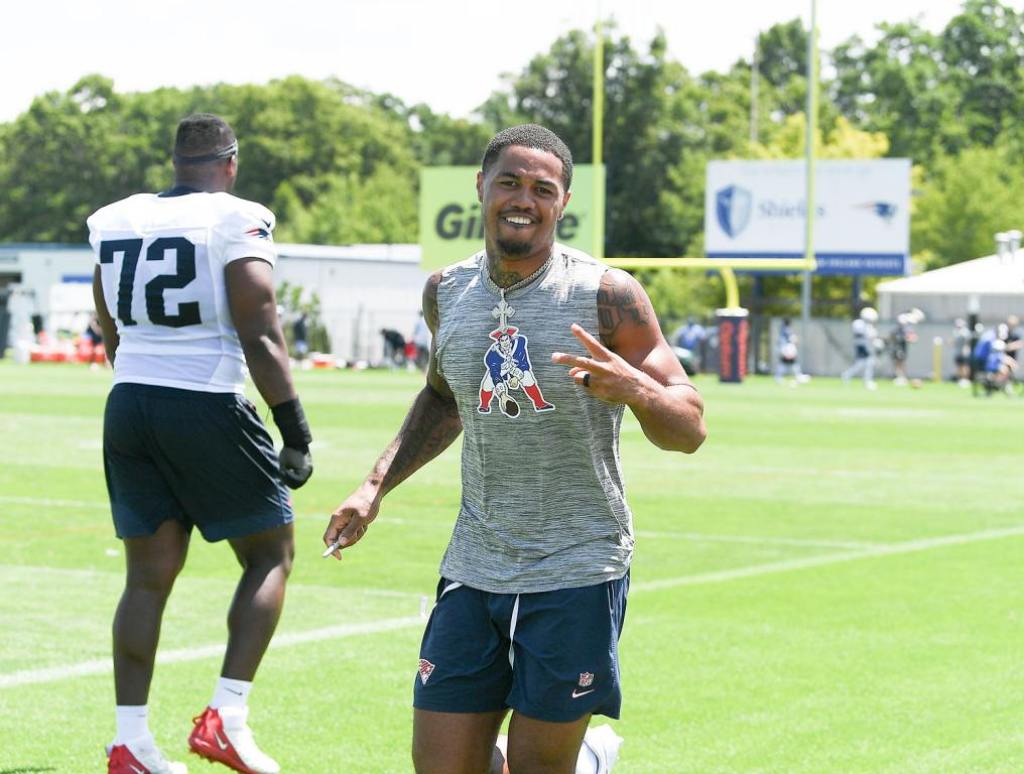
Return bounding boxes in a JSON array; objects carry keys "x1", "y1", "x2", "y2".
[{"x1": 1, "y1": 361, "x2": 1023, "y2": 773}]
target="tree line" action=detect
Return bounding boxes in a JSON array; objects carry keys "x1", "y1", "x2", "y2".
[{"x1": 1, "y1": 0, "x2": 1021, "y2": 317}]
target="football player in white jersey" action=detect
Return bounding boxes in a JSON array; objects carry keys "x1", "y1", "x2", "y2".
[
  {"x1": 90, "y1": 114, "x2": 313, "y2": 774},
  {"x1": 841, "y1": 307, "x2": 880, "y2": 390}
]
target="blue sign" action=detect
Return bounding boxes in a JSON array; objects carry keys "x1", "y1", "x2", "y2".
[{"x1": 706, "y1": 251, "x2": 909, "y2": 276}]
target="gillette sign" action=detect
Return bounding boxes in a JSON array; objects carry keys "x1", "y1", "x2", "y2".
[{"x1": 705, "y1": 159, "x2": 910, "y2": 275}]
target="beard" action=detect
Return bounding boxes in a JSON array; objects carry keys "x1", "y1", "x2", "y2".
[{"x1": 496, "y1": 236, "x2": 533, "y2": 256}]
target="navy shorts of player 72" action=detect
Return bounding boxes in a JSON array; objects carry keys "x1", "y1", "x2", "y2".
[
  {"x1": 103, "y1": 383, "x2": 293, "y2": 541},
  {"x1": 413, "y1": 573, "x2": 629, "y2": 723}
]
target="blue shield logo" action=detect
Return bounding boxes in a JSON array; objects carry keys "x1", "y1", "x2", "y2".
[{"x1": 716, "y1": 185, "x2": 752, "y2": 238}]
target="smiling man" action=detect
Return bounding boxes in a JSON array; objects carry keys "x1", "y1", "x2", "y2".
[{"x1": 323, "y1": 124, "x2": 706, "y2": 774}]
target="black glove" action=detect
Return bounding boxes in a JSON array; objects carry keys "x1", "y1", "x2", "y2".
[
  {"x1": 271, "y1": 398, "x2": 314, "y2": 489},
  {"x1": 278, "y1": 445, "x2": 313, "y2": 489}
]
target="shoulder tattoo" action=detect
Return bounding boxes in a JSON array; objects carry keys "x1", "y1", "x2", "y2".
[{"x1": 597, "y1": 271, "x2": 651, "y2": 343}]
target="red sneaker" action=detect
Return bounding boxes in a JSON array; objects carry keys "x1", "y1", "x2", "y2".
[
  {"x1": 107, "y1": 737, "x2": 187, "y2": 774},
  {"x1": 187, "y1": 706, "x2": 279, "y2": 774}
]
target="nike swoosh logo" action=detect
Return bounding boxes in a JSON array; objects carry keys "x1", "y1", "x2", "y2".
[
  {"x1": 129, "y1": 765, "x2": 145, "y2": 774},
  {"x1": 225, "y1": 687, "x2": 243, "y2": 695},
  {"x1": 571, "y1": 688, "x2": 596, "y2": 699},
  {"x1": 214, "y1": 730, "x2": 230, "y2": 750},
  {"x1": 262, "y1": 219, "x2": 272, "y2": 229}
]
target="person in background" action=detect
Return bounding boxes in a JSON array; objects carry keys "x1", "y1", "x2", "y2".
[
  {"x1": 323, "y1": 124, "x2": 706, "y2": 774},
  {"x1": 292, "y1": 311, "x2": 309, "y2": 360},
  {"x1": 888, "y1": 309, "x2": 922, "y2": 386},
  {"x1": 380, "y1": 327, "x2": 407, "y2": 367},
  {"x1": 412, "y1": 310, "x2": 432, "y2": 371},
  {"x1": 774, "y1": 317, "x2": 809, "y2": 386},
  {"x1": 952, "y1": 318, "x2": 972, "y2": 388},
  {"x1": 674, "y1": 316, "x2": 707, "y2": 372},
  {"x1": 85, "y1": 313, "x2": 104, "y2": 346},
  {"x1": 981, "y1": 338, "x2": 1014, "y2": 392},
  {"x1": 972, "y1": 324, "x2": 1000, "y2": 380},
  {"x1": 841, "y1": 307, "x2": 879, "y2": 390},
  {"x1": 1004, "y1": 314, "x2": 1023, "y2": 368},
  {"x1": 90, "y1": 113, "x2": 313, "y2": 774},
  {"x1": 81, "y1": 313, "x2": 107, "y2": 366}
]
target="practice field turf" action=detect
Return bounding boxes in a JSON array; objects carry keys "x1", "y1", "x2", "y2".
[{"x1": 1, "y1": 361, "x2": 1022, "y2": 773}]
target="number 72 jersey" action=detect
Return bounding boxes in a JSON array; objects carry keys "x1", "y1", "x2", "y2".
[{"x1": 88, "y1": 191, "x2": 277, "y2": 394}]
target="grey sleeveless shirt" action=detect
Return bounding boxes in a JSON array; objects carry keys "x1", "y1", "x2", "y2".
[{"x1": 434, "y1": 244, "x2": 634, "y2": 594}]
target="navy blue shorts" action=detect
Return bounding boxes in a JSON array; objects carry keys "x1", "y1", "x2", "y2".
[
  {"x1": 103, "y1": 383, "x2": 293, "y2": 541},
  {"x1": 414, "y1": 573, "x2": 629, "y2": 723}
]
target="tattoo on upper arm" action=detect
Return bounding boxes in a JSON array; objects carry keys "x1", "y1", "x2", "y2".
[{"x1": 597, "y1": 271, "x2": 651, "y2": 345}]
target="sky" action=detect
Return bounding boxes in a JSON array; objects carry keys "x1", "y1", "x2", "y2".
[{"x1": 2, "y1": 0, "x2": 971, "y2": 123}]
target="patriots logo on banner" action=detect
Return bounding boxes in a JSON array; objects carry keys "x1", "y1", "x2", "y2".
[
  {"x1": 716, "y1": 184, "x2": 752, "y2": 238},
  {"x1": 856, "y1": 201, "x2": 897, "y2": 223}
]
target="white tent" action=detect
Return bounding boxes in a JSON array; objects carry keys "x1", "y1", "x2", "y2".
[{"x1": 876, "y1": 251, "x2": 1024, "y2": 323}]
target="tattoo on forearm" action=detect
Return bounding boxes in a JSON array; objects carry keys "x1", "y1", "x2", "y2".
[
  {"x1": 374, "y1": 389, "x2": 462, "y2": 493},
  {"x1": 597, "y1": 274, "x2": 651, "y2": 343}
]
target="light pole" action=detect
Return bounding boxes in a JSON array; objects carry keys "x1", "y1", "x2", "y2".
[
  {"x1": 801, "y1": 0, "x2": 819, "y2": 360},
  {"x1": 592, "y1": 11, "x2": 605, "y2": 261}
]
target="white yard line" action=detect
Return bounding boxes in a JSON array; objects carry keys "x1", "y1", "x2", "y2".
[
  {"x1": 0, "y1": 564, "x2": 423, "y2": 599},
  {"x1": 0, "y1": 617, "x2": 424, "y2": 689},
  {"x1": 4, "y1": 524, "x2": 1022, "y2": 690},
  {"x1": 632, "y1": 524, "x2": 1024, "y2": 593},
  {"x1": 667, "y1": 463, "x2": 995, "y2": 484},
  {"x1": 634, "y1": 530, "x2": 876, "y2": 549},
  {"x1": 0, "y1": 496, "x2": 871, "y2": 548},
  {"x1": 0, "y1": 495, "x2": 109, "y2": 510},
  {"x1": 0, "y1": 496, "x2": 420, "y2": 527}
]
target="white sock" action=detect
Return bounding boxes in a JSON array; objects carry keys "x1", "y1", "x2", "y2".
[
  {"x1": 578, "y1": 725, "x2": 623, "y2": 773},
  {"x1": 114, "y1": 705, "x2": 150, "y2": 744},
  {"x1": 576, "y1": 744, "x2": 601, "y2": 774},
  {"x1": 210, "y1": 676, "x2": 252, "y2": 709},
  {"x1": 496, "y1": 729, "x2": 615, "y2": 774}
]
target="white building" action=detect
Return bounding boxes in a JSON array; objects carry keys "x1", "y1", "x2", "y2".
[{"x1": 275, "y1": 243, "x2": 426, "y2": 364}]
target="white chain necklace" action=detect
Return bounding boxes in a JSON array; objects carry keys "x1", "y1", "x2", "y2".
[{"x1": 487, "y1": 253, "x2": 553, "y2": 294}]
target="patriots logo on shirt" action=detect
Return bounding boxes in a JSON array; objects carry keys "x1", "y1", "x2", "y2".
[
  {"x1": 477, "y1": 325, "x2": 554, "y2": 418},
  {"x1": 245, "y1": 225, "x2": 272, "y2": 240}
]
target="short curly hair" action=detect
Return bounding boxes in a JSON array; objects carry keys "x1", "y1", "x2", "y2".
[
  {"x1": 481, "y1": 124, "x2": 573, "y2": 190},
  {"x1": 174, "y1": 113, "x2": 236, "y2": 160}
]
